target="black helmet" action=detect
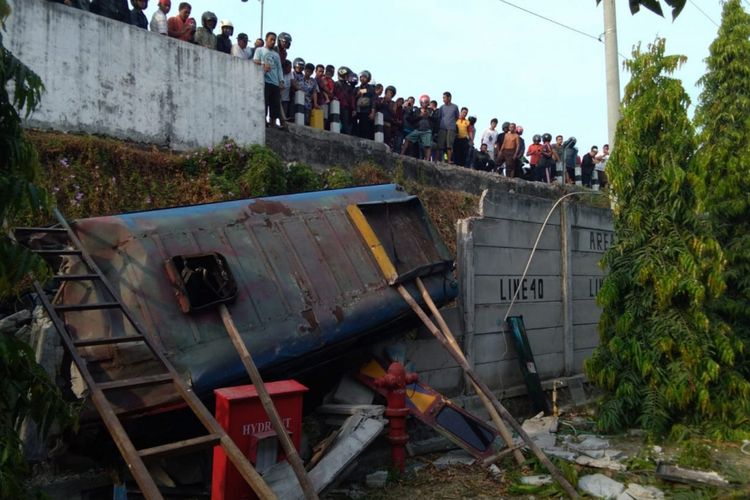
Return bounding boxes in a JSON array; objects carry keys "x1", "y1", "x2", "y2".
[
  {"x1": 278, "y1": 32, "x2": 292, "y2": 48},
  {"x1": 385, "y1": 85, "x2": 397, "y2": 96},
  {"x1": 201, "y1": 11, "x2": 217, "y2": 29},
  {"x1": 533, "y1": 134, "x2": 542, "y2": 143},
  {"x1": 359, "y1": 70, "x2": 371, "y2": 82},
  {"x1": 501, "y1": 121, "x2": 510, "y2": 131},
  {"x1": 338, "y1": 66, "x2": 351, "y2": 78},
  {"x1": 293, "y1": 57, "x2": 305, "y2": 69},
  {"x1": 542, "y1": 133, "x2": 552, "y2": 142}
]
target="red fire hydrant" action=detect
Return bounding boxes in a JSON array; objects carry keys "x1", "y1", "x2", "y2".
[{"x1": 374, "y1": 361, "x2": 418, "y2": 473}]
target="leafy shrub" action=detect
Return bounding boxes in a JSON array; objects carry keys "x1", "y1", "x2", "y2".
[
  {"x1": 238, "y1": 145, "x2": 287, "y2": 197},
  {"x1": 321, "y1": 167, "x2": 354, "y2": 190},
  {"x1": 286, "y1": 163, "x2": 322, "y2": 193},
  {"x1": 352, "y1": 162, "x2": 392, "y2": 186}
]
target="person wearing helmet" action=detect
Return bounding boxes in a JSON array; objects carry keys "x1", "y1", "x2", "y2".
[
  {"x1": 167, "y1": 2, "x2": 195, "y2": 42},
  {"x1": 290, "y1": 57, "x2": 305, "y2": 91},
  {"x1": 401, "y1": 94, "x2": 436, "y2": 160},
  {"x1": 216, "y1": 20, "x2": 234, "y2": 54},
  {"x1": 527, "y1": 134, "x2": 544, "y2": 181},
  {"x1": 354, "y1": 71, "x2": 375, "y2": 139},
  {"x1": 333, "y1": 67, "x2": 355, "y2": 135},
  {"x1": 493, "y1": 121, "x2": 510, "y2": 166},
  {"x1": 376, "y1": 85, "x2": 397, "y2": 147},
  {"x1": 232, "y1": 32, "x2": 251, "y2": 59},
  {"x1": 562, "y1": 136, "x2": 579, "y2": 184},
  {"x1": 277, "y1": 32, "x2": 292, "y2": 65},
  {"x1": 149, "y1": 0, "x2": 170, "y2": 35},
  {"x1": 253, "y1": 32, "x2": 287, "y2": 130},
  {"x1": 194, "y1": 11, "x2": 217, "y2": 49}
]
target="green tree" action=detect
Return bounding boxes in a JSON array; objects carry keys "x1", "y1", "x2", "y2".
[
  {"x1": 585, "y1": 38, "x2": 750, "y2": 437},
  {"x1": 1, "y1": 1, "x2": 76, "y2": 497},
  {"x1": 694, "y1": 0, "x2": 750, "y2": 384}
]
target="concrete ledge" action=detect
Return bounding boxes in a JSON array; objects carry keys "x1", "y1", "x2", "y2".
[{"x1": 266, "y1": 125, "x2": 598, "y2": 200}]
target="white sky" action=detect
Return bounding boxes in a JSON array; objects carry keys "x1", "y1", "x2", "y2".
[{"x1": 144, "y1": 0, "x2": 728, "y2": 152}]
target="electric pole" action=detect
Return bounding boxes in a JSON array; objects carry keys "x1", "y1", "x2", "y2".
[{"x1": 603, "y1": 0, "x2": 621, "y2": 147}]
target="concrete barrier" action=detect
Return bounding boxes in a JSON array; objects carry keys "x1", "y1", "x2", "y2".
[{"x1": 6, "y1": 0, "x2": 265, "y2": 150}]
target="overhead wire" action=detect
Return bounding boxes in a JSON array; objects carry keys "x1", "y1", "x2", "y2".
[
  {"x1": 688, "y1": 0, "x2": 719, "y2": 28},
  {"x1": 496, "y1": 0, "x2": 626, "y2": 59}
]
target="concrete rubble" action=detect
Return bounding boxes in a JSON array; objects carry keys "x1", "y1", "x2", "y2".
[
  {"x1": 617, "y1": 483, "x2": 665, "y2": 500},
  {"x1": 433, "y1": 449, "x2": 476, "y2": 470},
  {"x1": 578, "y1": 473, "x2": 626, "y2": 498}
]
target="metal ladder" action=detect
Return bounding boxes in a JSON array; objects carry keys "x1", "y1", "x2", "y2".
[{"x1": 15, "y1": 208, "x2": 275, "y2": 500}]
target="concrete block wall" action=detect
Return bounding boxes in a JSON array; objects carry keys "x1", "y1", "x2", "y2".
[
  {"x1": 6, "y1": 0, "x2": 265, "y2": 150},
  {"x1": 457, "y1": 189, "x2": 613, "y2": 393}
]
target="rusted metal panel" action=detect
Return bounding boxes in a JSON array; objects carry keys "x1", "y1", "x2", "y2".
[{"x1": 59, "y1": 184, "x2": 457, "y2": 414}]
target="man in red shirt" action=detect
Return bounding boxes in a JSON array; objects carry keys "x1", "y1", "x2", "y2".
[
  {"x1": 527, "y1": 134, "x2": 544, "y2": 181},
  {"x1": 167, "y1": 2, "x2": 195, "y2": 42}
]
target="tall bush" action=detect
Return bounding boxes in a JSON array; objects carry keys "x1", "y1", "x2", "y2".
[
  {"x1": 694, "y1": 0, "x2": 750, "y2": 382},
  {"x1": 585, "y1": 39, "x2": 750, "y2": 437}
]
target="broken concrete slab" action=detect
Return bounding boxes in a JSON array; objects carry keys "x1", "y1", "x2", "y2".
[
  {"x1": 543, "y1": 447, "x2": 578, "y2": 462},
  {"x1": 265, "y1": 415, "x2": 385, "y2": 499},
  {"x1": 433, "y1": 449, "x2": 476, "y2": 470},
  {"x1": 578, "y1": 473, "x2": 625, "y2": 499},
  {"x1": 617, "y1": 483, "x2": 665, "y2": 500},
  {"x1": 365, "y1": 470, "x2": 388, "y2": 488},
  {"x1": 0, "y1": 309, "x2": 31, "y2": 333},
  {"x1": 575, "y1": 455, "x2": 627, "y2": 471},
  {"x1": 575, "y1": 435, "x2": 610, "y2": 450},
  {"x1": 521, "y1": 474, "x2": 553, "y2": 486},
  {"x1": 333, "y1": 375, "x2": 375, "y2": 405},
  {"x1": 655, "y1": 463, "x2": 729, "y2": 488},
  {"x1": 521, "y1": 414, "x2": 558, "y2": 450}
]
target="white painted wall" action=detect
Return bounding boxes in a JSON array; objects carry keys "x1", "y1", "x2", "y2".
[{"x1": 5, "y1": 0, "x2": 265, "y2": 150}]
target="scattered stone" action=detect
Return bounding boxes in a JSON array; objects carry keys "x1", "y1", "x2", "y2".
[
  {"x1": 433, "y1": 449, "x2": 476, "y2": 469},
  {"x1": 571, "y1": 446, "x2": 606, "y2": 459},
  {"x1": 0, "y1": 309, "x2": 31, "y2": 333},
  {"x1": 521, "y1": 413, "x2": 558, "y2": 450},
  {"x1": 488, "y1": 464, "x2": 502, "y2": 479},
  {"x1": 365, "y1": 470, "x2": 388, "y2": 488},
  {"x1": 617, "y1": 483, "x2": 664, "y2": 500},
  {"x1": 604, "y1": 449, "x2": 626, "y2": 461},
  {"x1": 578, "y1": 473, "x2": 625, "y2": 499},
  {"x1": 576, "y1": 435, "x2": 610, "y2": 450},
  {"x1": 521, "y1": 474, "x2": 552, "y2": 486},
  {"x1": 575, "y1": 455, "x2": 627, "y2": 471},
  {"x1": 543, "y1": 447, "x2": 578, "y2": 462},
  {"x1": 406, "y1": 461, "x2": 427, "y2": 475},
  {"x1": 655, "y1": 463, "x2": 729, "y2": 488},
  {"x1": 651, "y1": 445, "x2": 662, "y2": 454}
]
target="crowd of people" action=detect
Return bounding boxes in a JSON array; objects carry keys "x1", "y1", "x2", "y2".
[{"x1": 48, "y1": 0, "x2": 611, "y2": 187}]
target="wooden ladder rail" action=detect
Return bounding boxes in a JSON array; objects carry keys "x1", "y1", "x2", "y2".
[{"x1": 19, "y1": 209, "x2": 276, "y2": 500}]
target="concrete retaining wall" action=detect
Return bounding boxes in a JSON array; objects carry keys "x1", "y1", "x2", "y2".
[
  {"x1": 456, "y1": 190, "x2": 613, "y2": 394},
  {"x1": 6, "y1": 0, "x2": 265, "y2": 150}
]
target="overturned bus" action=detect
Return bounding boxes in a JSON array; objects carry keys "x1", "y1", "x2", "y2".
[{"x1": 49, "y1": 184, "x2": 457, "y2": 415}]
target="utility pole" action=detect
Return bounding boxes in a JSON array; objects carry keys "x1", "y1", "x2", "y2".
[
  {"x1": 259, "y1": 0, "x2": 264, "y2": 39},
  {"x1": 603, "y1": 0, "x2": 621, "y2": 147}
]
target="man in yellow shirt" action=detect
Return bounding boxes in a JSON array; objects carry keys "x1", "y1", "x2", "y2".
[{"x1": 454, "y1": 107, "x2": 471, "y2": 167}]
